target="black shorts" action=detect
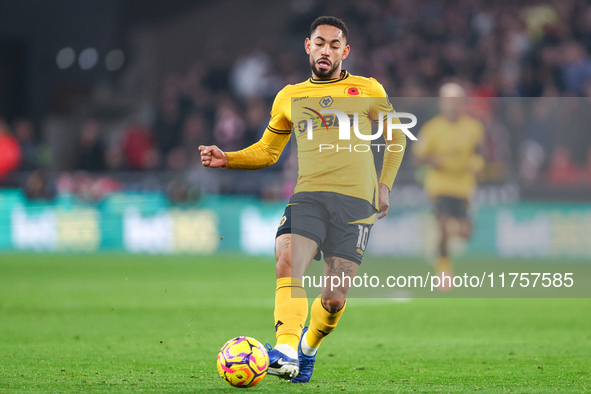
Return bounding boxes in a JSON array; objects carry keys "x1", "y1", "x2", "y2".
[
  {"x1": 434, "y1": 196, "x2": 469, "y2": 219},
  {"x1": 276, "y1": 192, "x2": 377, "y2": 265}
]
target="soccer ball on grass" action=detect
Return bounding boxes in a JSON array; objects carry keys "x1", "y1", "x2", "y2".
[{"x1": 217, "y1": 336, "x2": 269, "y2": 388}]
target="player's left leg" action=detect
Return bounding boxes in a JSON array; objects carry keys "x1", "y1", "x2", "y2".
[
  {"x1": 291, "y1": 192, "x2": 372, "y2": 383},
  {"x1": 292, "y1": 255, "x2": 360, "y2": 383},
  {"x1": 457, "y1": 217, "x2": 472, "y2": 239},
  {"x1": 310, "y1": 255, "x2": 359, "y2": 345}
]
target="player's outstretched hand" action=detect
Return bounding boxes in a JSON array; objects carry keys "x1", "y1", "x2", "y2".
[
  {"x1": 199, "y1": 145, "x2": 228, "y2": 168},
  {"x1": 377, "y1": 183, "x2": 390, "y2": 220}
]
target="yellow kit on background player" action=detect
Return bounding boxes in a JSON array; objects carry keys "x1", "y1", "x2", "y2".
[{"x1": 414, "y1": 114, "x2": 484, "y2": 200}]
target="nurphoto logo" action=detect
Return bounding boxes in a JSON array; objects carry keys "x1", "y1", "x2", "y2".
[{"x1": 304, "y1": 109, "x2": 418, "y2": 152}]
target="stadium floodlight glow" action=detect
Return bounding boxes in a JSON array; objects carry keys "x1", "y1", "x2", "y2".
[
  {"x1": 79, "y1": 48, "x2": 99, "y2": 70},
  {"x1": 56, "y1": 47, "x2": 76, "y2": 69},
  {"x1": 105, "y1": 50, "x2": 125, "y2": 71}
]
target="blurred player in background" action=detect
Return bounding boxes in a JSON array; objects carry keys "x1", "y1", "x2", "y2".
[
  {"x1": 200, "y1": 16, "x2": 407, "y2": 383},
  {"x1": 413, "y1": 83, "x2": 484, "y2": 288}
]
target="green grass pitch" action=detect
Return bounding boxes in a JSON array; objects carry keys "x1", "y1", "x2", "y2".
[{"x1": 0, "y1": 253, "x2": 589, "y2": 393}]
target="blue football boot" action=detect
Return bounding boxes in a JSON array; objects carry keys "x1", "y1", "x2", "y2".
[
  {"x1": 265, "y1": 343, "x2": 299, "y2": 379},
  {"x1": 291, "y1": 326, "x2": 316, "y2": 383}
]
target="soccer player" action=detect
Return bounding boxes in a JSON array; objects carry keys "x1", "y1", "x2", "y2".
[
  {"x1": 199, "y1": 16, "x2": 407, "y2": 382},
  {"x1": 412, "y1": 83, "x2": 484, "y2": 286}
]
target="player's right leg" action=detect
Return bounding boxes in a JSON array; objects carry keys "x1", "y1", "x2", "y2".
[
  {"x1": 270, "y1": 193, "x2": 330, "y2": 380},
  {"x1": 433, "y1": 196, "x2": 454, "y2": 289},
  {"x1": 435, "y1": 196, "x2": 471, "y2": 289},
  {"x1": 267, "y1": 232, "x2": 317, "y2": 380},
  {"x1": 293, "y1": 255, "x2": 360, "y2": 383},
  {"x1": 435, "y1": 212, "x2": 453, "y2": 289},
  {"x1": 436, "y1": 212, "x2": 451, "y2": 261}
]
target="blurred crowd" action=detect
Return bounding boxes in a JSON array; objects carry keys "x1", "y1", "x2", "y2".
[{"x1": 3, "y1": 0, "x2": 591, "y2": 200}]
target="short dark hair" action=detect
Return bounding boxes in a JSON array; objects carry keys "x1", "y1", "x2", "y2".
[{"x1": 310, "y1": 16, "x2": 349, "y2": 41}]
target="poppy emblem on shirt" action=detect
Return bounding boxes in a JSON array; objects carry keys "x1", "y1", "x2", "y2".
[{"x1": 345, "y1": 87, "x2": 361, "y2": 95}]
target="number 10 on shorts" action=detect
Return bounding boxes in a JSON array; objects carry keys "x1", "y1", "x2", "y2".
[{"x1": 356, "y1": 224, "x2": 369, "y2": 251}]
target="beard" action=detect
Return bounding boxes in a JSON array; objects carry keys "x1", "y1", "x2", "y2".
[{"x1": 310, "y1": 56, "x2": 340, "y2": 79}]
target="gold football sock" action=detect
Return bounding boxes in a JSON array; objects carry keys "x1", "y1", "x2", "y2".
[
  {"x1": 435, "y1": 256, "x2": 452, "y2": 273},
  {"x1": 274, "y1": 277, "x2": 308, "y2": 351},
  {"x1": 435, "y1": 257, "x2": 454, "y2": 291},
  {"x1": 305, "y1": 297, "x2": 346, "y2": 349}
]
